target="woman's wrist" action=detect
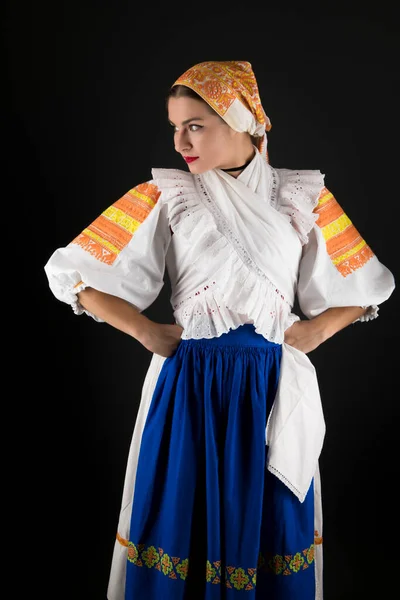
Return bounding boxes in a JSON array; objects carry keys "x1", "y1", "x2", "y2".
[
  {"x1": 308, "y1": 314, "x2": 334, "y2": 343},
  {"x1": 129, "y1": 312, "x2": 155, "y2": 343}
]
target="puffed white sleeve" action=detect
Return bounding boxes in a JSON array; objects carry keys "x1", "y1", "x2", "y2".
[
  {"x1": 296, "y1": 184, "x2": 395, "y2": 321},
  {"x1": 44, "y1": 180, "x2": 171, "y2": 320}
]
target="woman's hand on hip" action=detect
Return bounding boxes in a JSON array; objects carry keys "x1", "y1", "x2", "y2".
[
  {"x1": 137, "y1": 321, "x2": 184, "y2": 357},
  {"x1": 284, "y1": 306, "x2": 367, "y2": 353},
  {"x1": 284, "y1": 319, "x2": 327, "y2": 354}
]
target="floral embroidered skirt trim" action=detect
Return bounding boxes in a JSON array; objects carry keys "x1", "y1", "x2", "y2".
[{"x1": 124, "y1": 324, "x2": 315, "y2": 599}]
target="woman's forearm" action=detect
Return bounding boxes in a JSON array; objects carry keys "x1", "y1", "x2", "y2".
[
  {"x1": 77, "y1": 287, "x2": 184, "y2": 357},
  {"x1": 285, "y1": 305, "x2": 369, "y2": 353},
  {"x1": 77, "y1": 287, "x2": 152, "y2": 340},
  {"x1": 311, "y1": 306, "x2": 368, "y2": 341}
]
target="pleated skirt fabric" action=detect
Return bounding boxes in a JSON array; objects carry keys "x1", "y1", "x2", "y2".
[{"x1": 124, "y1": 324, "x2": 315, "y2": 599}]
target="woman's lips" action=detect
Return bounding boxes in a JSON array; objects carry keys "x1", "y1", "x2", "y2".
[{"x1": 183, "y1": 156, "x2": 199, "y2": 163}]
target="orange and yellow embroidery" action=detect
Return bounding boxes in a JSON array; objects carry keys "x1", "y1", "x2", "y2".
[
  {"x1": 121, "y1": 537, "x2": 315, "y2": 590},
  {"x1": 69, "y1": 182, "x2": 161, "y2": 265},
  {"x1": 314, "y1": 187, "x2": 374, "y2": 277}
]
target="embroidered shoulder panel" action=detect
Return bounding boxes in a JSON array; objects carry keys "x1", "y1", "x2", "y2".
[
  {"x1": 69, "y1": 182, "x2": 161, "y2": 265},
  {"x1": 314, "y1": 187, "x2": 374, "y2": 277}
]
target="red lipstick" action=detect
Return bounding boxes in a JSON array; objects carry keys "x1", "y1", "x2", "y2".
[{"x1": 183, "y1": 156, "x2": 199, "y2": 163}]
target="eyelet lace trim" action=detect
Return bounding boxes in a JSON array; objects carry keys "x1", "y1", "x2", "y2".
[
  {"x1": 274, "y1": 168, "x2": 325, "y2": 245},
  {"x1": 269, "y1": 166, "x2": 280, "y2": 209}
]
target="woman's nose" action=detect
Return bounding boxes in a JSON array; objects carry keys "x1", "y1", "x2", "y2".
[{"x1": 174, "y1": 130, "x2": 192, "y2": 153}]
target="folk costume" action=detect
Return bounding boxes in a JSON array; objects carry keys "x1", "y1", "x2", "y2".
[{"x1": 44, "y1": 61, "x2": 395, "y2": 599}]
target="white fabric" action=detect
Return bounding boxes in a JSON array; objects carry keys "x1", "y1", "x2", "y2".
[
  {"x1": 265, "y1": 343, "x2": 325, "y2": 502},
  {"x1": 223, "y1": 97, "x2": 267, "y2": 137},
  {"x1": 297, "y1": 225, "x2": 391, "y2": 320},
  {"x1": 107, "y1": 352, "x2": 166, "y2": 600},
  {"x1": 314, "y1": 462, "x2": 324, "y2": 600},
  {"x1": 221, "y1": 97, "x2": 268, "y2": 159}
]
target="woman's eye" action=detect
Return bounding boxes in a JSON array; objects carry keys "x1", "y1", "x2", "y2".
[{"x1": 170, "y1": 123, "x2": 203, "y2": 133}]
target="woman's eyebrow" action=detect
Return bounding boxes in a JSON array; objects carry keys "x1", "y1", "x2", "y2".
[{"x1": 169, "y1": 117, "x2": 205, "y2": 126}]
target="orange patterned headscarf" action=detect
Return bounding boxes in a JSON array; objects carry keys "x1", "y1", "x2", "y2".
[{"x1": 173, "y1": 61, "x2": 271, "y2": 161}]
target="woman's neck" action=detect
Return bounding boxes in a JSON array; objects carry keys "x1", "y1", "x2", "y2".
[{"x1": 221, "y1": 148, "x2": 256, "y2": 178}]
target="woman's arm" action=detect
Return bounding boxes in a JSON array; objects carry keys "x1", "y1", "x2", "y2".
[
  {"x1": 78, "y1": 287, "x2": 183, "y2": 357},
  {"x1": 284, "y1": 306, "x2": 368, "y2": 354}
]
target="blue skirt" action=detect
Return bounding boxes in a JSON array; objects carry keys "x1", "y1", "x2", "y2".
[{"x1": 125, "y1": 324, "x2": 315, "y2": 599}]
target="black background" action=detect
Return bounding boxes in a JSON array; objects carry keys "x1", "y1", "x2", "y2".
[{"x1": 5, "y1": 3, "x2": 399, "y2": 599}]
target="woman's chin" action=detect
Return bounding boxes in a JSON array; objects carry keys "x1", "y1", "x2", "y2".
[{"x1": 186, "y1": 161, "x2": 211, "y2": 174}]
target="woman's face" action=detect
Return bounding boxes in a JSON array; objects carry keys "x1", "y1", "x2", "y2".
[{"x1": 168, "y1": 96, "x2": 240, "y2": 174}]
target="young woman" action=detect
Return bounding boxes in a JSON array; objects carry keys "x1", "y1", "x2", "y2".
[{"x1": 44, "y1": 61, "x2": 395, "y2": 599}]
